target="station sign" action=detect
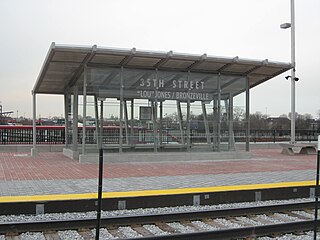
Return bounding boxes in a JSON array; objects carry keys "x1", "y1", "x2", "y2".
[
  {"x1": 136, "y1": 77, "x2": 212, "y2": 101},
  {"x1": 96, "y1": 70, "x2": 216, "y2": 101}
]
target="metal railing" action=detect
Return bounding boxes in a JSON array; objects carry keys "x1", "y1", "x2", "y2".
[{"x1": 0, "y1": 125, "x2": 319, "y2": 145}]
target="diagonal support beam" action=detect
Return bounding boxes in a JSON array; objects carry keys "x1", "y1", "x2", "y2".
[
  {"x1": 120, "y1": 48, "x2": 136, "y2": 66},
  {"x1": 244, "y1": 59, "x2": 268, "y2": 75},
  {"x1": 217, "y1": 56, "x2": 239, "y2": 73},
  {"x1": 186, "y1": 53, "x2": 207, "y2": 71},
  {"x1": 67, "y1": 45, "x2": 97, "y2": 88},
  {"x1": 154, "y1": 50, "x2": 173, "y2": 69}
]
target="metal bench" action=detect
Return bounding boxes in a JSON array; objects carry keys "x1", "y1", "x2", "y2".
[{"x1": 279, "y1": 143, "x2": 317, "y2": 155}]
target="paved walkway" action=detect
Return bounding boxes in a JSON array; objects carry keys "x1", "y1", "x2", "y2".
[{"x1": 0, "y1": 149, "x2": 316, "y2": 197}]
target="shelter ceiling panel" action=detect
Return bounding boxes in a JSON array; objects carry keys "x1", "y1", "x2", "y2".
[
  {"x1": 41, "y1": 63, "x2": 78, "y2": 91},
  {"x1": 45, "y1": 63, "x2": 78, "y2": 80},
  {"x1": 251, "y1": 66, "x2": 283, "y2": 75},
  {"x1": 248, "y1": 75, "x2": 267, "y2": 86},
  {"x1": 51, "y1": 51, "x2": 88, "y2": 63},
  {"x1": 127, "y1": 57, "x2": 161, "y2": 67},
  {"x1": 222, "y1": 63, "x2": 256, "y2": 74},
  {"x1": 220, "y1": 76, "x2": 246, "y2": 96},
  {"x1": 47, "y1": 62, "x2": 79, "y2": 71},
  {"x1": 88, "y1": 68, "x2": 120, "y2": 91},
  {"x1": 192, "y1": 61, "x2": 227, "y2": 71},
  {"x1": 221, "y1": 81, "x2": 245, "y2": 91},
  {"x1": 161, "y1": 59, "x2": 194, "y2": 69},
  {"x1": 44, "y1": 72, "x2": 75, "y2": 80},
  {"x1": 90, "y1": 54, "x2": 125, "y2": 65},
  {"x1": 38, "y1": 82, "x2": 65, "y2": 93}
]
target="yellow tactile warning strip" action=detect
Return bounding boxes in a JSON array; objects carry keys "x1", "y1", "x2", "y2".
[{"x1": 0, "y1": 180, "x2": 315, "y2": 203}]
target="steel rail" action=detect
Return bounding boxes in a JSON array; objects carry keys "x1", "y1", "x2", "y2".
[
  {"x1": 0, "y1": 201, "x2": 316, "y2": 235},
  {"x1": 129, "y1": 220, "x2": 319, "y2": 240}
]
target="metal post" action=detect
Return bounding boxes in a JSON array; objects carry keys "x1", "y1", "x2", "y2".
[
  {"x1": 229, "y1": 94, "x2": 234, "y2": 150},
  {"x1": 202, "y1": 102, "x2": 210, "y2": 144},
  {"x1": 95, "y1": 99, "x2": 104, "y2": 240},
  {"x1": 187, "y1": 100, "x2": 191, "y2": 152},
  {"x1": 82, "y1": 66, "x2": 87, "y2": 154},
  {"x1": 159, "y1": 101, "x2": 163, "y2": 146},
  {"x1": 153, "y1": 69, "x2": 158, "y2": 152},
  {"x1": 245, "y1": 77, "x2": 250, "y2": 152},
  {"x1": 124, "y1": 100, "x2": 129, "y2": 144},
  {"x1": 130, "y1": 99, "x2": 134, "y2": 145},
  {"x1": 152, "y1": 101, "x2": 158, "y2": 153},
  {"x1": 94, "y1": 96, "x2": 99, "y2": 148},
  {"x1": 217, "y1": 74, "x2": 221, "y2": 152},
  {"x1": 290, "y1": 0, "x2": 296, "y2": 144},
  {"x1": 72, "y1": 86, "x2": 79, "y2": 153},
  {"x1": 64, "y1": 93, "x2": 70, "y2": 148},
  {"x1": 223, "y1": 99, "x2": 230, "y2": 145},
  {"x1": 177, "y1": 101, "x2": 184, "y2": 145},
  {"x1": 119, "y1": 67, "x2": 124, "y2": 153},
  {"x1": 186, "y1": 72, "x2": 191, "y2": 152},
  {"x1": 314, "y1": 136, "x2": 320, "y2": 239},
  {"x1": 212, "y1": 98, "x2": 218, "y2": 150},
  {"x1": 31, "y1": 90, "x2": 38, "y2": 156}
]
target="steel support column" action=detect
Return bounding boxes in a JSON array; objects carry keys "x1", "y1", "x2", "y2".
[
  {"x1": 212, "y1": 98, "x2": 218, "y2": 150},
  {"x1": 130, "y1": 99, "x2": 134, "y2": 145},
  {"x1": 186, "y1": 72, "x2": 191, "y2": 152},
  {"x1": 123, "y1": 100, "x2": 129, "y2": 144},
  {"x1": 228, "y1": 94, "x2": 235, "y2": 150},
  {"x1": 245, "y1": 77, "x2": 250, "y2": 152},
  {"x1": 153, "y1": 69, "x2": 158, "y2": 152},
  {"x1": 224, "y1": 99, "x2": 229, "y2": 148},
  {"x1": 152, "y1": 101, "x2": 158, "y2": 153},
  {"x1": 177, "y1": 101, "x2": 184, "y2": 145},
  {"x1": 94, "y1": 96, "x2": 99, "y2": 148},
  {"x1": 31, "y1": 90, "x2": 38, "y2": 156},
  {"x1": 217, "y1": 74, "x2": 221, "y2": 152},
  {"x1": 64, "y1": 93, "x2": 71, "y2": 148},
  {"x1": 202, "y1": 102, "x2": 211, "y2": 144},
  {"x1": 187, "y1": 100, "x2": 191, "y2": 152},
  {"x1": 82, "y1": 66, "x2": 87, "y2": 154},
  {"x1": 119, "y1": 67, "x2": 124, "y2": 153},
  {"x1": 72, "y1": 86, "x2": 79, "y2": 152},
  {"x1": 159, "y1": 101, "x2": 163, "y2": 146}
]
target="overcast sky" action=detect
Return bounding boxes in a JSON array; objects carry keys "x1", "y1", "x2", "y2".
[{"x1": 0, "y1": 0, "x2": 319, "y2": 118}]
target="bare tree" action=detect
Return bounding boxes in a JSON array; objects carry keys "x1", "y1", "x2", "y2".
[{"x1": 250, "y1": 112, "x2": 268, "y2": 130}]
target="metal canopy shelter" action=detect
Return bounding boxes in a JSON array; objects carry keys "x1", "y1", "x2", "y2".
[
  {"x1": 31, "y1": 43, "x2": 292, "y2": 159},
  {"x1": 34, "y1": 43, "x2": 291, "y2": 95}
]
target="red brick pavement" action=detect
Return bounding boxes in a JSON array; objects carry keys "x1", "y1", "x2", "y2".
[{"x1": 0, "y1": 149, "x2": 316, "y2": 181}]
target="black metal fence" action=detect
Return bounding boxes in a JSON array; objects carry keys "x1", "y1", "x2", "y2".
[{"x1": 0, "y1": 125, "x2": 319, "y2": 145}]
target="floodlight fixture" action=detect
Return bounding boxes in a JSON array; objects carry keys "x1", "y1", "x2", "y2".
[
  {"x1": 280, "y1": 23, "x2": 291, "y2": 29},
  {"x1": 285, "y1": 75, "x2": 299, "y2": 81}
]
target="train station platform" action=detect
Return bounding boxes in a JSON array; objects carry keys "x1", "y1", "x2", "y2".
[{"x1": 0, "y1": 146, "x2": 316, "y2": 204}]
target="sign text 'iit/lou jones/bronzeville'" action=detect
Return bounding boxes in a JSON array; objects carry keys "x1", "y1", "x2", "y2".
[{"x1": 137, "y1": 78, "x2": 209, "y2": 101}]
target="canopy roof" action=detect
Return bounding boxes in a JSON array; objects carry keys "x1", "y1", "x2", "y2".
[{"x1": 33, "y1": 43, "x2": 291, "y2": 95}]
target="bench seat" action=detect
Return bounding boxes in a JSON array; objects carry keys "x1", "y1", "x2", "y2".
[{"x1": 279, "y1": 143, "x2": 317, "y2": 155}]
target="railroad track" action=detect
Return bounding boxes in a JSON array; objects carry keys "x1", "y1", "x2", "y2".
[{"x1": 1, "y1": 201, "x2": 319, "y2": 239}]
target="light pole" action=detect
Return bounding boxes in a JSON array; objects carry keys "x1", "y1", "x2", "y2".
[{"x1": 280, "y1": 0, "x2": 296, "y2": 144}]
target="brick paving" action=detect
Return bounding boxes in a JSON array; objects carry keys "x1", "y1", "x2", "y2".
[{"x1": 0, "y1": 148, "x2": 317, "y2": 196}]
